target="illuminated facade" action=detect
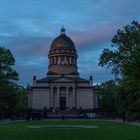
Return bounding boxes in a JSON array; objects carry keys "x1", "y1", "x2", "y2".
[{"x1": 28, "y1": 27, "x2": 98, "y2": 111}]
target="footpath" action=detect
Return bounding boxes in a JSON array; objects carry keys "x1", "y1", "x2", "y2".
[
  {"x1": 108, "y1": 118, "x2": 140, "y2": 127},
  {"x1": 0, "y1": 118, "x2": 140, "y2": 127},
  {"x1": 0, "y1": 119, "x2": 24, "y2": 124}
]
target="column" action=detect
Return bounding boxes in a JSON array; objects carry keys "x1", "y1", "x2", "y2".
[
  {"x1": 52, "y1": 57, "x2": 54, "y2": 64},
  {"x1": 50, "y1": 88, "x2": 53, "y2": 108},
  {"x1": 54, "y1": 57, "x2": 56, "y2": 64},
  {"x1": 57, "y1": 87, "x2": 60, "y2": 109},
  {"x1": 75, "y1": 58, "x2": 77, "y2": 65},
  {"x1": 51, "y1": 57, "x2": 53, "y2": 64},
  {"x1": 70, "y1": 57, "x2": 72, "y2": 64},
  {"x1": 67, "y1": 57, "x2": 69, "y2": 64},
  {"x1": 58, "y1": 56, "x2": 61, "y2": 64},
  {"x1": 73, "y1": 87, "x2": 76, "y2": 109},
  {"x1": 71, "y1": 57, "x2": 73, "y2": 65},
  {"x1": 50, "y1": 58, "x2": 51, "y2": 64},
  {"x1": 73, "y1": 58, "x2": 75, "y2": 65},
  {"x1": 64, "y1": 56, "x2": 67, "y2": 64},
  {"x1": 66, "y1": 87, "x2": 69, "y2": 109},
  {"x1": 56, "y1": 57, "x2": 58, "y2": 65}
]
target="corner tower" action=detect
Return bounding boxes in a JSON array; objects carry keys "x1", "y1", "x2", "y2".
[{"x1": 48, "y1": 27, "x2": 79, "y2": 76}]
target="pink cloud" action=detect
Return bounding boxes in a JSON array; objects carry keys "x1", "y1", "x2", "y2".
[
  {"x1": 5, "y1": 22, "x2": 122, "y2": 59},
  {"x1": 71, "y1": 23, "x2": 121, "y2": 46},
  {"x1": 7, "y1": 36, "x2": 52, "y2": 57}
]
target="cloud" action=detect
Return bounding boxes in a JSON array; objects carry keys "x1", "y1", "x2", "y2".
[
  {"x1": 16, "y1": 63, "x2": 48, "y2": 86},
  {"x1": 1, "y1": 21, "x2": 121, "y2": 58},
  {"x1": 1, "y1": 22, "x2": 122, "y2": 86},
  {"x1": 71, "y1": 22, "x2": 121, "y2": 46},
  {"x1": 78, "y1": 59, "x2": 114, "y2": 84},
  {"x1": 2, "y1": 35, "x2": 51, "y2": 58},
  {"x1": 0, "y1": 0, "x2": 140, "y2": 86}
]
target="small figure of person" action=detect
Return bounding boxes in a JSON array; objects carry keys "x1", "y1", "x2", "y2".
[
  {"x1": 43, "y1": 107, "x2": 47, "y2": 119},
  {"x1": 62, "y1": 115, "x2": 65, "y2": 120},
  {"x1": 122, "y1": 116, "x2": 126, "y2": 123}
]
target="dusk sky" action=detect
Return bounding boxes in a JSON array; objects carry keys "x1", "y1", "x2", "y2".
[{"x1": 0, "y1": 0, "x2": 140, "y2": 86}]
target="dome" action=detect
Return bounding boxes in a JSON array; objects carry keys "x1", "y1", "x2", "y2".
[
  {"x1": 50, "y1": 27, "x2": 76, "y2": 50},
  {"x1": 48, "y1": 27, "x2": 78, "y2": 75}
]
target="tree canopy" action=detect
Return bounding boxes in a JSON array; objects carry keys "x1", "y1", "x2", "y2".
[
  {"x1": 0, "y1": 47, "x2": 27, "y2": 118},
  {"x1": 99, "y1": 21, "x2": 140, "y2": 82},
  {"x1": 98, "y1": 21, "x2": 140, "y2": 119},
  {"x1": 98, "y1": 80, "x2": 117, "y2": 113},
  {"x1": 0, "y1": 47, "x2": 18, "y2": 82}
]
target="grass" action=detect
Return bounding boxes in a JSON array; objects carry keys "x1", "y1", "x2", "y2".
[{"x1": 0, "y1": 119, "x2": 140, "y2": 140}]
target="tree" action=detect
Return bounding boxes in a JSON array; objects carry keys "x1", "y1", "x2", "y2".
[
  {"x1": 99, "y1": 21, "x2": 140, "y2": 119},
  {"x1": 0, "y1": 82, "x2": 19, "y2": 117},
  {"x1": 0, "y1": 47, "x2": 19, "y2": 117},
  {"x1": 0, "y1": 47, "x2": 18, "y2": 82},
  {"x1": 98, "y1": 80, "x2": 117, "y2": 113},
  {"x1": 99, "y1": 21, "x2": 140, "y2": 82},
  {"x1": 16, "y1": 86, "x2": 28, "y2": 114}
]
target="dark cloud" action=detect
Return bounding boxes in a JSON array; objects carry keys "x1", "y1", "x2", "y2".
[
  {"x1": 16, "y1": 63, "x2": 48, "y2": 86},
  {"x1": 0, "y1": 0, "x2": 139, "y2": 86},
  {"x1": 0, "y1": 21, "x2": 132, "y2": 86},
  {"x1": 70, "y1": 22, "x2": 122, "y2": 52}
]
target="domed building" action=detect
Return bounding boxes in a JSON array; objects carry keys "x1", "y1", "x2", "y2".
[
  {"x1": 48, "y1": 27, "x2": 78, "y2": 75},
  {"x1": 28, "y1": 27, "x2": 98, "y2": 111}
]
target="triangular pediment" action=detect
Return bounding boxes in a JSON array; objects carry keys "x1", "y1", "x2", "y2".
[{"x1": 53, "y1": 76, "x2": 74, "y2": 82}]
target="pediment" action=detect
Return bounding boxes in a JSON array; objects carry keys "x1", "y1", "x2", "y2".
[{"x1": 53, "y1": 76, "x2": 74, "y2": 82}]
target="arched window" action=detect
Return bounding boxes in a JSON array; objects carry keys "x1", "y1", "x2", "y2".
[
  {"x1": 71, "y1": 57, "x2": 74, "y2": 65},
  {"x1": 56, "y1": 57, "x2": 58, "y2": 65},
  {"x1": 52, "y1": 57, "x2": 54, "y2": 64},
  {"x1": 50, "y1": 57, "x2": 53, "y2": 64},
  {"x1": 70, "y1": 57, "x2": 72, "y2": 64},
  {"x1": 61, "y1": 56, "x2": 65, "y2": 65},
  {"x1": 66, "y1": 57, "x2": 69, "y2": 65}
]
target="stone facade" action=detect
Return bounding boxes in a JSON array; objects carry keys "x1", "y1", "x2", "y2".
[{"x1": 28, "y1": 27, "x2": 98, "y2": 111}]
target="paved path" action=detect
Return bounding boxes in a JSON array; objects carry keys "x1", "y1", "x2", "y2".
[
  {"x1": 0, "y1": 119, "x2": 24, "y2": 124},
  {"x1": 28, "y1": 125, "x2": 99, "y2": 129},
  {"x1": 0, "y1": 118, "x2": 140, "y2": 127},
  {"x1": 108, "y1": 119, "x2": 140, "y2": 127}
]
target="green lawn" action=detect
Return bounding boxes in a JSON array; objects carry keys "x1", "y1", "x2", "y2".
[{"x1": 0, "y1": 119, "x2": 140, "y2": 140}]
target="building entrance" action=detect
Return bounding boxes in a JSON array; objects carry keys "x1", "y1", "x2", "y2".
[{"x1": 60, "y1": 97, "x2": 66, "y2": 110}]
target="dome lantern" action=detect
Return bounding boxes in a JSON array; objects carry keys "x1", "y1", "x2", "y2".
[{"x1": 61, "y1": 25, "x2": 65, "y2": 35}]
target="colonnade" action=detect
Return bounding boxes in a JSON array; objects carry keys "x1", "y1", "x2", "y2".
[
  {"x1": 50, "y1": 87, "x2": 76, "y2": 110},
  {"x1": 49, "y1": 56, "x2": 77, "y2": 65}
]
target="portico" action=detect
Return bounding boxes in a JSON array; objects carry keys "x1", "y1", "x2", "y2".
[{"x1": 50, "y1": 86, "x2": 76, "y2": 110}]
